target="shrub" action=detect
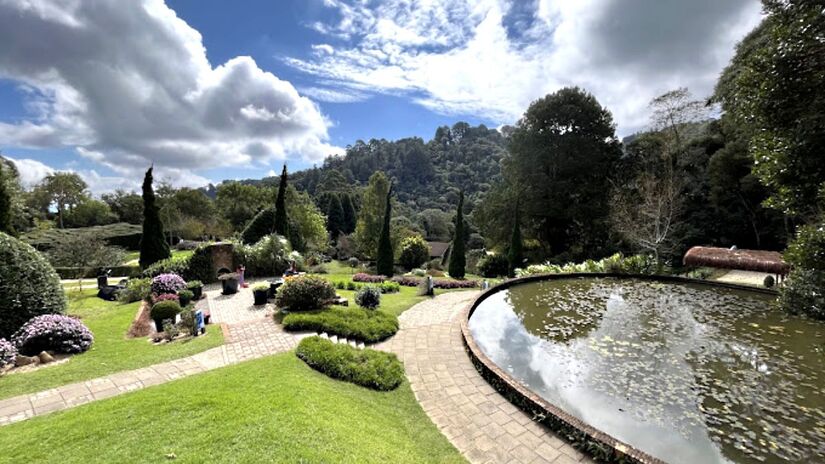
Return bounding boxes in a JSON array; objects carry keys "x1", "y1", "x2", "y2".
[
  {"x1": 784, "y1": 222, "x2": 825, "y2": 272},
  {"x1": 152, "y1": 293, "x2": 180, "y2": 304},
  {"x1": 178, "y1": 309, "x2": 197, "y2": 336},
  {"x1": 177, "y1": 289, "x2": 194, "y2": 306},
  {"x1": 12, "y1": 315, "x2": 93, "y2": 356},
  {"x1": 516, "y1": 253, "x2": 657, "y2": 277},
  {"x1": 355, "y1": 286, "x2": 381, "y2": 309},
  {"x1": 379, "y1": 281, "x2": 400, "y2": 294},
  {"x1": 398, "y1": 235, "x2": 430, "y2": 270},
  {"x1": 241, "y1": 234, "x2": 293, "y2": 277},
  {"x1": 309, "y1": 264, "x2": 328, "y2": 274},
  {"x1": 352, "y1": 273, "x2": 387, "y2": 283},
  {"x1": 0, "y1": 232, "x2": 67, "y2": 338},
  {"x1": 433, "y1": 279, "x2": 479, "y2": 289},
  {"x1": 162, "y1": 320, "x2": 179, "y2": 341},
  {"x1": 478, "y1": 254, "x2": 509, "y2": 277},
  {"x1": 392, "y1": 276, "x2": 420, "y2": 287},
  {"x1": 296, "y1": 336, "x2": 404, "y2": 391},
  {"x1": 0, "y1": 338, "x2": 17, "y2": 368},
  {"x1": 779, "y1": 269, "x2": 825, "y2": 320},
  {"x1": 275, "y1": 276, "x2": 336, "y2": 311},
  {"x1": 117, "y1": 277, "x2": 151, "y2": 303},
  {"x1": 346, "y1": 281, "x2": 357, "y2": 291},
  {"x1": 150, "y1": 300, "x2": 181, "y2": 323},
  {"x1": 282, "y1": 307, "x2": 399, "y2": 343},
  {"x1": 187, "y1": 280, "x2": 203, "y2": 290},
  {"x1": 151, "y1": 273, "x2": 187, "y2": 295},
  {"x1": 334, "y1": 281, "x2": 345, "y2": 290},
  {"x1": 347, "y1": 257, "x2": 359, "y2": 269},
  {"x1": 186, "y1": 245, "x2": 215, "y2": 283},
  {"x1": 143, "y1": 255, "x2": 190, "y2": 279},
  {"x1": 241, "y1": 208, "x2": 276, "y2": 245},
  {"x1": 411, "y1": 268, "x2": 426, "y2": 277}
]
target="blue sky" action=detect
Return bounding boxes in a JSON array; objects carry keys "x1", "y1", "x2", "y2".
[{"x1": 0, "y1": 0, "x2": 761, "y2": 193}]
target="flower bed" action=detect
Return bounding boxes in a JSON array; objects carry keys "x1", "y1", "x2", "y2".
[
  {"x1": 352, "y1": 273, "x2": 388, "y2": 283},
  {"x1": 391, "y1": 276, "x2": 479, "y2": 289}
]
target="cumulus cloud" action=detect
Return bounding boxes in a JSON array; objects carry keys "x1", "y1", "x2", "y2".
[
  {"x1": 288, "y1": 0, "x2": 762, "y2": 135},
  {"x1": 4, "y1": 157, "x2": 54, "y2": 188},
  {"x1": 0, "y1": 0, "x2": 343, "y2": 187}
]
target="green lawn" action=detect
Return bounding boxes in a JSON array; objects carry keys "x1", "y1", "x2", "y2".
[
  {"x1": 0, "y1": 353, "x2": 465, "y2": 464},
  {"x1": 122, "y1": 249, "x2": 193, "y2": 266},
  {"x1": 0, "y1": 288, "x2": 223, "y2": 400}
]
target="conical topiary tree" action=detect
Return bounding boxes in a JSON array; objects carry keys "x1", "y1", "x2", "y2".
[
  {"x1": 274, "y1": 165, "x2": 289, "y2": 237},
  {"x1": 507, "y1": 203, "x2": 523, "y2": 278},
  {"x1": 376, "y1": 185, "x2": 394, "y2": 277},
  {"x1": 139, "y1": 166, "x2": 170, "y2": 269},
  {"x1": 448, "y1": 191, "x2": 466, "y2": 279}
]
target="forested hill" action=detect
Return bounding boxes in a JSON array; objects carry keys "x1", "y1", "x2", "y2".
[{"x1": 237, "y1": 122, "x2": 507, "y2": 212}]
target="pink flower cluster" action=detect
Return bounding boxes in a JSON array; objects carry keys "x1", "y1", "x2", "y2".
[
  {"x1": 352, "y1": 273, "x2": 388, "y2": 283},
  {"x1": 12, "y1": 314, "x2": 93, "y2": 356},
  {"x1": 0, "y1": 338, "x2": 16, "y2": 368},
  {"x1": 152, "y1": 293, "x2": 180, "y2": 304},
  {"x1": 151, "y1": 273, "x2": 187, "y2": 295}
]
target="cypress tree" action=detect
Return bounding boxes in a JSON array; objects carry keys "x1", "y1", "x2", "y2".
[
  {"x1": 326, "y1": 194, "x2": 345, "y2": 239},
  {"x1": 376, "y1": 185, "x2": 394, "y2": 277},
  {"x1": 507, "y1": 204, "x2": 523, "y2": 278},
  {"x1": 274, "y1": 164, "x2": 289, "y2": 237},
  {"x1": 449, "y1": 191, "x2": 466, "y2": 279},
  {"x1": 341, "y1": 193, "x2": 357, "y2": 234},
  {"x1": 0, "y1": 164, "x2": 12, "y2": 235},
  {"x1": 139, "y1": 166, "x2": 170, "y2": 269}
]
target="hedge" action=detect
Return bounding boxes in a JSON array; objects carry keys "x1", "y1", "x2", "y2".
[
  {"x1": 296, "y1": 336, "x2": 404, "y2": 391},
  {"x1": 54, "y1": 265, "x2": 141, "y2": 280},
  {"x1": 23, "y1": 223, "x2": 142, "y2": 251},
  {"x1": 282, "y1": 307, "x2": 398, "y2": 343}
]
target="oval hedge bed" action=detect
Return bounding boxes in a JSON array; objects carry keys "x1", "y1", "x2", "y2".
[
  {"x1": 282, "y1": 307, "x2": 399, "y2": 343},
  {"x1": 296, "y1": 336, "x2": 404, "y2": 391}
]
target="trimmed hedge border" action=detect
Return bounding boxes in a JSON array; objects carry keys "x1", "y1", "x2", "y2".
[
  {"x1": 54, "y1": 265, "x2": 142, "y2": 280},
  {"x1": 296, "y1": 336, "x2": 404, "y2": 391},
  {"x1": 282, "y1": 307, "x2": 398, "y2": 343},
  {"x1": 461, "y1": 273, "x2": 778, "y2": 464}
]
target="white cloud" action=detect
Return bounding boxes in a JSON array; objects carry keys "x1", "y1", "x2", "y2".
[
  {"x1": 0, "y1": 0, "x2": 343, "y2": 188},
  {"x1": 298, "y1": 86, "x2": 371, "y2": 103},
  {"x1": 4, "y1": 157, "x2": 54, "y2": 188},
  {"x1": 289, "y1": 0, "x2": 763, "y2": 135}
]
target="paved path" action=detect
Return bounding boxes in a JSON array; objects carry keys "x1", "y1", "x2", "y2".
[
  {"x1": 376, "y1": 291, "x2": 593, "y2": 464},
  {"x1": 0, "y1": 285, "x2": 299, "y2": 426}
]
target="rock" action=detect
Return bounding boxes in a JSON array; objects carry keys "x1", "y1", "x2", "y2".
[
  {"x1": 15, "y1": 355, "x2": 39, "y2": 367},
  {"x1": 38, "y1": 351, "x2": 56, "y2": 364}
]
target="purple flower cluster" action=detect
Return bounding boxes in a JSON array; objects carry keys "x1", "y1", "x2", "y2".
[
  {"x1": 152, "y1": 293, "x2": 180, "y2": 304},
  {"x1": 0, "y1": 338, "x2": 17, "y2": 368},
  {"x1": 352, "y1": 273, "x2": 388, "y2": 283},
  {"x1": 12, "y1": 314, "x2": 94, "y2": 356},
  {"x1": 151, "y1": 273, "x2": 187, "y2": 295},
  {"x1": 391, "y1": 276, "x2": 479, "y2": 289}
]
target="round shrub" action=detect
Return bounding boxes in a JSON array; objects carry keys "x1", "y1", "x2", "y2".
[
  {"x1": 0, "y1": 338, "x2": 17, "y2": 368},
  {"x1": 0, "y1": 232, "x2": 67, "y2": 338},
  {"x1": 150, "y1": 300, "x2": 182, "y2": 322},
  {"x1": 478, "y1": 254, "x2": 509, "y2": 277},
  {"x1": 151, "y1": 273, "x2": 187, "y2": 295},
  {"x1": 355, "y1": 286, "x2": 381, "y2": 309},
  {"x1": 242, "y1": 234, "x2": 292, "y2": 277},
  {"x1": 275, "y1": 276, "x2": 336, "y2": 311},
  {"x1": 398, "y1": 235, "x2": 430, "y2": 270},
  {"x1": 12, "y1": 315, "x2": 93, "y2": 356}
]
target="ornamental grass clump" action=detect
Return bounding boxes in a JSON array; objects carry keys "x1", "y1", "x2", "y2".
[
  {"x1": 275, "y1": 276, "x2": 336, "y2": 311},
  {"x1": 12, "y1": 315, "x2": 93, "y2": 356},
  {"x1": 151, "y1": 273, "x2": 187, "y2": 295},
  {"x1": 0, "y1": 338, "x2": 17, "y2": 368},
  {"x1": 296, "y1": 336, "x2": 404, "y2": 391},
  {"x1": 355, "y1": 286, "x2": 381, "y2": 309}
]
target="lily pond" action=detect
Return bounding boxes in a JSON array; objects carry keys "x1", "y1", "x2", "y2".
[{"x1": 469, "y1": 277, "x2": 825, "y2": 463}]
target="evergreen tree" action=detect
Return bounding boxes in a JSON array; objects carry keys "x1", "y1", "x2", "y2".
[
  {"x1": 326, "y1": 194, "x2": 345, "y2": 239},
  {"x1": 354, "y1": 171, "x2": 390, "y2": 257},
  {"x1": 139, "y1": 167, "x2": 170, "y2": 269},
  {"x1": 274, "y1": 165, "x2": 289, "y2": 236},
  {"x1": 340, "y1": 193, "x2": 357, "y2": 234},
  {"x1": 449, "y1": 191, "x2": 466, "y2": 278},
  {"x1": 0, "y1": 164, "x2": 12, "y2": 235},
  {"x1": 376, "y1": 185, "x2": 394, "y2": 277},
  {"x1": 507, "y1": 203, "x2": 523, "y2": 277}
]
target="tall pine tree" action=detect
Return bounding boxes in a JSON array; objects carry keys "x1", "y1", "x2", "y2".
[
  {"x1": 274, "y1": 164, "x2": 289, "y2": 237},
  {"x1": 507, "y1": 203, "x2": 523, "y2": 278},
  {"x1": 139, "y1": 166, "x2": 170, "y2": 269},
  {"x1": 449, "y1": 191, "x2": 466, "y2": 278},
  {"x1": 340, "y1": 193, "x2": 357, "y2": 234},
  {"x1": 0, "y1": 164, "x2": 12, "y2": 235},
  {"x1": 326, "y1": 194, "x2": 345, "y2": 239},
  {"x1": 376, "y1": 185, "x2": 394, "y2": 277}
]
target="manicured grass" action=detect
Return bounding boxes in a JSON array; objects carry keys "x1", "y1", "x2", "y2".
[
  {"x1": 0, "y1": 288, "x2": 223, "y2": 400},
  {"x1": 283, "y1": 307, "x2": 399, "y2": 342},
  {"x1": 122, "y1": 249, "x2": 193, "y2": 266},
  {"x1": 0, "y1": 353, "x2": 465, "y2": 464},
  {"x1": 297, "y1": 336, "x2": 404, "y2": 390}
]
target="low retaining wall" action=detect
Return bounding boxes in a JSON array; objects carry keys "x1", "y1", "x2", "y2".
[{"x1": 460, "y1": 273, "x2": 777, "y2": 464}]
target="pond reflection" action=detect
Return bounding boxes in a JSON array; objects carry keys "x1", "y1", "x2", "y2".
[{"x1": 469, "y1": 278, "x2": 825, "y2": 464}]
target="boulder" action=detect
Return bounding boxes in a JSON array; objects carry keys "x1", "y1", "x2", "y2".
[
  {"x1": 15, "y1": 355, "x2": 39, "y2": 367},
  {"x1": 38, "y1": 351, "x2": 56, "y2": 364}
]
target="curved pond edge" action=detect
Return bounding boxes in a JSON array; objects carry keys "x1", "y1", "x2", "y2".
[{"x1": 460, "y1": 273, "x2": 778, "y2": 464}]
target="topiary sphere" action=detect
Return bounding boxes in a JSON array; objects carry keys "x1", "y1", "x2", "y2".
[{"x1": 0, "y1": 232, "x2": 67, "y2": 338}]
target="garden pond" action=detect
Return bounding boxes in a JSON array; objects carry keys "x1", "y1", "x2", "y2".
[{"x1": 469, "y1": 277, "x2": 825, "y2": 463}]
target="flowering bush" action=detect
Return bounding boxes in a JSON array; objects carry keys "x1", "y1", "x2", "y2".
[
  {"x1": 152, "y1": 293, "x2": 180, "y2": 305},
  {"x1": 12, "y1": 315, "x2": 94, "y2": 356},
  {"x1": 0, "y1": 338, "x2": 17, "y2": 368},
  {"x1": 276, "y1": 276, "x2": 336, "y2": 311},
  {"x1": 391, "y1": 276, "x2": 420, "y2": 287},
  {"x1": 433, "y1": 279, "x2": 479, "y2": 289},
  {"x1": 352, "y1": 273, "x2": 388, "y2": 283},
  {"x1": 151, "y1": 273, "x2": 187, "y2": 295},
  {"x1": 355, "y1": 286, "x2": 381, "y2": 309},
  {"x1": 516, "y1": 253, "x2": 657, "y2": 277}
]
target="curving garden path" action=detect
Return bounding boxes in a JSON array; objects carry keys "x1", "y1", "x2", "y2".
[{"x1": 376, "y1": 291, "x2": 592, "y2": 464}]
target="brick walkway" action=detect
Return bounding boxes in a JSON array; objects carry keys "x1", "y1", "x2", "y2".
[
  {"x1": 0, "y1": 285, "x2": 299, "y2": 426},
  {"x1": 376, "y1": 291, "x2": 593, "y2": 464}
]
